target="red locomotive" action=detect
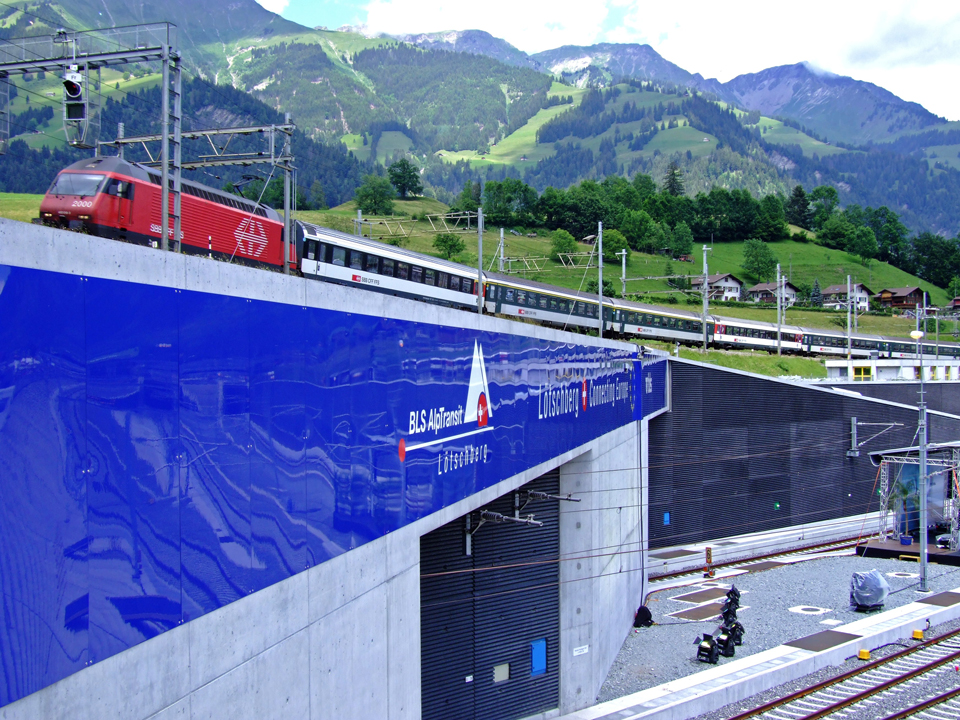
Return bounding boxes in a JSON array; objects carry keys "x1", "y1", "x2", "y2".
[{"x1": 38, "y1": 156, "x2": 292, "y2": 268}]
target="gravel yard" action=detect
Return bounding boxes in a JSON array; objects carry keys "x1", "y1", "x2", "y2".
[{"x1": 597, "y1": 553, "x2": 960, "y2": 705}]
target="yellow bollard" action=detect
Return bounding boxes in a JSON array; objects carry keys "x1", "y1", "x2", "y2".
[
  {"x1": 913, "y1": 629, "x2": 924, "y2": 640},
  {"x1": 858, "y1": 649, "x2": 871, "y2": 660}
]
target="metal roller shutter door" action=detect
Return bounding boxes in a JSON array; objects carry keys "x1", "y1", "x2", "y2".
[{"x1": 421, "y1": 471, "x2": 560, "y2": 720}]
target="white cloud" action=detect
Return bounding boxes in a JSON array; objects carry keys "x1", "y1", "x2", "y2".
[
  {"x1": 256, "y1": 0, "x2": 290, "y2": 15},
  {"x1": 363, "y1": 0, "x2": 609, "y2": 53},
  {"x1": 607, "y1": 0, "x2": 960, "y2": 119}
]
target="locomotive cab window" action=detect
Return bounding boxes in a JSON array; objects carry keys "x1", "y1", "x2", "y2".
[{"x1": 48, "y1": 173, "x2": 105, "y2": 197}]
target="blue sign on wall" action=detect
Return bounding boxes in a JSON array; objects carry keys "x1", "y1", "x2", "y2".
[{"x1": 0, "y1": 264, "x2": 638, "y2": 707}]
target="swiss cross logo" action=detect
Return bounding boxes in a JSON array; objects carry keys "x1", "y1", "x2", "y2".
[
  {"x1": 581, "y1": 380, "x2": 588, "y2": 411},
  {"x1": 352, "y1": 274, "x2": 361, "y2": 282},
  {"x1": 234, "y1": 218, "x2": 269, "y2": 258}
]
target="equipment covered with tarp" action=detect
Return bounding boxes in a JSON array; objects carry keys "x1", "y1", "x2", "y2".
[{"x1": 850, "y1": 569, "x2": 890, "y2": 611}]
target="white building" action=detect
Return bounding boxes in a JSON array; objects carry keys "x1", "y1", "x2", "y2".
[
  {"x1": 822, "y1": 283, "x2": 873, "y2": 312},
  {"x1": 748, "y1": 281, "x2": 799, "y2": 306},
  {"x1": 824, "y1": 357, "x2": 960, "y2": 382},
  {"x1": 691, "y1": 273, "x2": 744, "y2": 302}
]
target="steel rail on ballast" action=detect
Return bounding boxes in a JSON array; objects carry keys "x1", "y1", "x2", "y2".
[
  {"x1": 876, "y1": 685, "x2": 960, "y2": 719},
  {"x1": 647, "y1": 535, "x2": 868, "y2": 586},
  {"x1": 726, "y1": 627, "x2": 960, "y2": 720}
]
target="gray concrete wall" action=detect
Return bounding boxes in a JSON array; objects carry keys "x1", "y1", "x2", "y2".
[
  {"x1": 0, "y1": 423, "x2": 642, "y2": 720},
  {"x1": 0, "y1": 220, "x2": 643, "y2": 720},
  {"x1": 558, "y1": 422, "x2": 645, "y2": 714}
]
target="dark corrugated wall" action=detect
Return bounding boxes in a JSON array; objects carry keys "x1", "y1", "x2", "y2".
[
  {"x1": 649, "y1": 362, "x2": 960, "y2": 549},
  {"x1": 421, "y1": 471, "x2": 560, "y2": 720},
  {"x1": 826, "y1": 382, "x2": 960, "y2": 417}
]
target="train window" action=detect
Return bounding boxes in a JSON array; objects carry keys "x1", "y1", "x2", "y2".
[
  {"x1": 487, "y1": 284, "x2": 497, "y2": 299},
  {"x1": 424, "y1": 269, "x2": 436, "y2": 286},
  {"x1": 332, "y1": 247, "x2": 346, "y2": 267},
  {"x1": 305, "y1": 241, "x2": 317, "y2": 261},
  {"x1": 365, "y1": 254, "x2": 379, "y2": 273},
  {"x1": 505, "y1": 289, "x2": 516, "y2": 303},
  {"x1": 516, "y1": 290, "x2": 526, "y2": 305},
  {"x1": 381, "y1": 259, "x2": 395, "y2": 277},
  {"x1": 48, "y1": 172, "x2": 105, "y2": 197},
  {"x1": 539, "y1": 296, "x2": 547, "y2": 309},
  {"x1": 437, "y1": 272, "x2": 448, "y2": 289},
  {"x1": 411, "y1": 266, "x2": 423, "y2": 283},
  {"x1": 549, "y1": 298, "x2": 558, "y2": 311},
  {"x1": 397, "y1": 263, "x2": 409, "y2": 280},
  {"x1": 349, "y1": 251, "x2": 364, "y2": 270},
  {"x1": 318, "y1": 243, "x2": 328, "y2": 262}
]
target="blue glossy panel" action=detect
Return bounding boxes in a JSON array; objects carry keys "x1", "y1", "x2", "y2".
[
  {"x1": 637, "y1": 358, "x2": 668, "y2": 419},
  {"x1": 0, "y1": 263, "x2": 638, "y2": 709},
  {"x1": 178, "y1": 293, "x2": 251, "y2": 619},
  {"x1": 0, "y1": 267, "x2": 88, "y2": 705},
  {"x1": 248, "y1": 301, "x2": 306, "y2": 593},
  {"x1": 84, "y1": 277, "x2": 181, "y2": 663}
]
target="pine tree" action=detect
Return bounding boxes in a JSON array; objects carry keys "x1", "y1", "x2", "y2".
[
  {"x1": 811, "y1": 278, "x2": 823, "y2": 307},
  {"x1": 663, "y1": 160, "x2": 684, "y2": 197},
  {"x1": 785, "y1": 185, "x2": 813, "y2": 229}
]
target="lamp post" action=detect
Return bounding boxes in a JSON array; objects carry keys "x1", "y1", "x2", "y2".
[{"x1": 911, "y1": 328, "x2": 929, "y2": 592}]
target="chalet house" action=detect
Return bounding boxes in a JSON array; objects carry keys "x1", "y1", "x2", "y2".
[
  {"x1": 822, "y1": 283, "x2": 874, "y2": 312},
  {"x1": 748, "y1": 281, "x2": 799, "y2": 306},
  {"x1": 875, "y1": 287, "x2": 926, "y2": 310},
  {"x1": 949, "y1": 297, "x2": 960, "y2": 310},
  {"x1": 691, "y1": 273, "x2": 744, "y2": 302}
]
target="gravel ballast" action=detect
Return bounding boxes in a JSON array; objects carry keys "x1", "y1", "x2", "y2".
[{"x1": 597, "y1": 553, "x2": 960, "y2": 705}]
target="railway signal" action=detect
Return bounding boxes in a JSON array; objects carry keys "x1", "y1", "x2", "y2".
[{"x1": 62, "y1": 66, "x2": 85, "y2": 120}]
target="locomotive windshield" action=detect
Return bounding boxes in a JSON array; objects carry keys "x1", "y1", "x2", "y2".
[{"x1": 47, "y1": 173, "x2": 105, "y2": 197}]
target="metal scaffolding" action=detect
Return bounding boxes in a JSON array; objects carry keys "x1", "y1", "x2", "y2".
[{"x1": 873, "y1": 442, "x2": 960, "y2": 549}]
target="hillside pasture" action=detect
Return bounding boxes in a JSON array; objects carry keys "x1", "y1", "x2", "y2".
[{"x1": 757, "y1": 117, "x2": 849, "y2": 158}]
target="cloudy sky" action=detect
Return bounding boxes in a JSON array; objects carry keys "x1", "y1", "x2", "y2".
[{"x1": 258, "y1": 0, "x2": 960, "y2": 121}]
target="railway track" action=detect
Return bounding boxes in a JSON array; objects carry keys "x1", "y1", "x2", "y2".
[
  {"x1": 726, "y1": 627, "x2": 960, "y2": 720},
  {"x1": 648, "y1": 535, "x2": 867, "y2": 586}
]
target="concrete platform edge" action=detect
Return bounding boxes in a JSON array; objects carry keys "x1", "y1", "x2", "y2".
[{"x1": 559, "y1": 585, "x2": 960, "y2": 720}]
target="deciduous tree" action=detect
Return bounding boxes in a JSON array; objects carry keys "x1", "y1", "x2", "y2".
[
  {"x1": 355, "y1": 174, "x2": 395, "y2": 215},
  {"x1": 602, "y1": 228, "x2": 630, "y2": 263},
  {"x1": 433, "y1": 232, "x2": 465, "y2": 260},
  {"x1": 550, "y1": 229, "x2": 578, "y2": 262},
  {"x1": 742, "y1": 238, "x2": 777, "y2": 282},
  {"x1": 387, "y1": 158, "x2": 423, "y2": 198}
]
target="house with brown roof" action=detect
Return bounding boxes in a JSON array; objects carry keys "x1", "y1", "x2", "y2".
[
  {"x1": 822, "y1": 283, "x2": 874, "y2": 312},
  {"x1": 691, "y1": 273, "x2": 744, "y2": 301},
  {"x1": 748, "y1": 281, "x2": 799, "y2": 306},
  {"x1": 875, "y1": 287, "x2": 926, "y2": 309}
]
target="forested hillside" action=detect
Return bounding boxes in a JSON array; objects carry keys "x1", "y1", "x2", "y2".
[{"x1": 0, "y1": 78, "x2": 370, "y2": 207}]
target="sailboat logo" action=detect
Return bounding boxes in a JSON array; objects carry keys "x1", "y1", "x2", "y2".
[
  {"x1": 465, "y1": 340, "x2": 492, "y2": 427},
  {"x1": 399, "y1": 340, "x2": 494, "y2": 462}
]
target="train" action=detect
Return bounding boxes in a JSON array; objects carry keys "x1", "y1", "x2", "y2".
[{"x1": 37, "y1": 156, "x2": 960, "y2": 361}]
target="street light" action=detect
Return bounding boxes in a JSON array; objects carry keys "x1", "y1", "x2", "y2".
[{"x1": 910, "y1": 328, "x2": 929, "y2": 592}]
